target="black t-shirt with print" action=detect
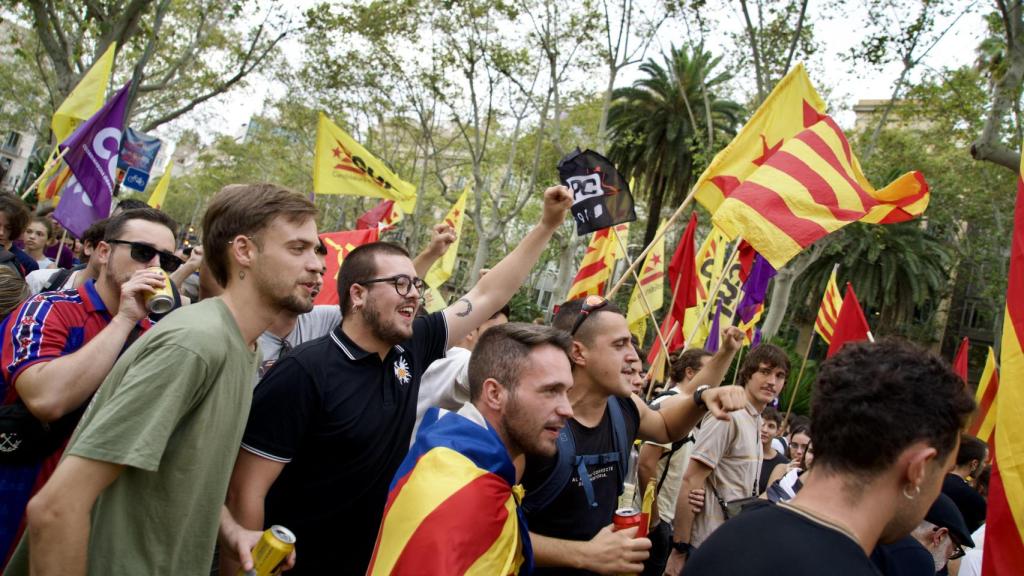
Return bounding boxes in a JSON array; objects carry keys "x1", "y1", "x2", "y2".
[
  {"x1": 684, "y1": 501, "x2": 882, "y2": 576},
  {"x1": 522, "y1": 395, "x2": 641, "y2": 576},
  {"x1": 240, "y1": 313, "x2": 448, "y2": 575}
]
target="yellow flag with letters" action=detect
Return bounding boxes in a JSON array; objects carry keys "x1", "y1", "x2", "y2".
[
  {"x1": 425, "y1": 186, "x2": 470, "y2": 290},
  {"x1": 683, "y1": 228, "x2": 729, "y2": 347},
  {"x1": 313, "y1": 112, "x2": 417, "y2": 213}
]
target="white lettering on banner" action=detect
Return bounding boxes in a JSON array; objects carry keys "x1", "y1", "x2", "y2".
[
  {"x1": 85, "y1": 127, "x2": 121, "y2": 193},
  {"x1": 567, "y1": 173, "x2": 604, "y2": 206},
  {"x1": 65, "y1": 176, "x2": 92, "y2": 208}
]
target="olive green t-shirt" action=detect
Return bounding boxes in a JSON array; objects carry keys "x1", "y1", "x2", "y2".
[{"x1": 5, "y1": 298, "x2": 258, "y2": 575}]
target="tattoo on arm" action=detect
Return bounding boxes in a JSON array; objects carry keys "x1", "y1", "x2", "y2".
[{"x1": 455, "y1": 298, "x2": 473, "y2": 317}]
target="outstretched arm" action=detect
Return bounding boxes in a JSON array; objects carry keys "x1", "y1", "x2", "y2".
[{"x1": 442, "y1": 186, "x2": 571, "y2": 345}]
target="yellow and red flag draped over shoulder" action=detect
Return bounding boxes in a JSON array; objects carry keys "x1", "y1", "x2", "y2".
[
  {"x1": 712, "y1": 112, "x2": 930, "y2": 269},
  {"x1": 967, "y1": 346, "x2": 998, "y2": 445},
  {"x1": 146, "y1": 167, "x2": 171, "y2": 210},
  {"x1": 369, "y1": 407, "x2": 531, "y2": 575},
  {"x1": 313, "y1": 112, "x2": 417, "y2": 213},
  {"x1": 627, "y1": 221, "x2": 667, "y2": 343},
  {"x1": 38, "y1": 43, "x2": 117, "y2": 201},
  {"x1": 313, "y1": 229, "x2": 380, "y2": 306},
  {"x1": 983, "y1": 148, "x2": 1024, "y2": 576},
  {"x1": 693, "y1": 64, "x2": 827, "y2": 214},
  {"x1": 814, "y1": 269, "x2": 843, "y2": 344},
  {"x1": 567, "y1": 223, "x2": 629, "y2": 301},
  {"x1": 682, "y1": 227, "x2": 729, "y2": 349}
]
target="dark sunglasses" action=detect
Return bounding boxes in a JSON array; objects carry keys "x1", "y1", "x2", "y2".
[
  {"x1": 108, "y1": 240, "x2": 183, "y2": 272},
  {"x1": 357, "y1": 274, "x2": 425, "y2": 297},
  {"x1": 570, "y1": 295, "x2": 609, "y2": 336}
]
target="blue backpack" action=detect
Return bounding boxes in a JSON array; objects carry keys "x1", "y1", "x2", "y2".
[{"x1": 522, "y1": 398, "x2": 631, "y2": 514}]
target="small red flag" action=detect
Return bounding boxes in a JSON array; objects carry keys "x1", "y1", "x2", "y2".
[
  {"x1": 315, "y1": 229, "x2": 380, "y2": 305},
  {"x1": 667, "y1": 212, "x2": 699, "y2": 332},
  {"x1": 357, "y1": 199, "x2": 396, "y2": 231},
  {"x1": 826, "y1": 283, "x2": 871, "y2": 358},
  {"x1": 952, "y1": 336, "x2": 969, "y2": 383}
]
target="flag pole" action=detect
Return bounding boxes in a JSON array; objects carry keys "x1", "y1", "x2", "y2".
[
  {"x1": 782, "y1": 332, "x2": 815, "y2": 430},
  {"x1": 644, "y1": 321, "x2": 681, "y2": 401},
  {"x1": 54, "y1": 228, "x2": 69, "y2": 267},
  {"x1": 608, "y1": 187, "x2": 700, "y2": 298},
  {"x1": 730, "y1": 345, "x2": 746, "y2": 386},
  {"x1": 20, "y1": 146, "x2": 70, "y2": 200},
  {"x1": 612, "y1": 227, "x2": 672, "y2": 368},
  {"x1": 683, "y1": 237, "x2": 744, "y2": 348}
]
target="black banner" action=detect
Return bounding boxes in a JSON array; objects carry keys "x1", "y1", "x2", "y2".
[{"x1": 557, "y1": 148, "x2": 637, "y2": 236}]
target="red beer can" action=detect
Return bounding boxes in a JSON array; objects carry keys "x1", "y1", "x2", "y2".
[{"x1": 612, "y1": 507, "x2": 642, "y2": 532}]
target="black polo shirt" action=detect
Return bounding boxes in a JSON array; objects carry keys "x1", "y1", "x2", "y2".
[{"x1": 240, "y1": 312, "x2": 447, "y2": 575}]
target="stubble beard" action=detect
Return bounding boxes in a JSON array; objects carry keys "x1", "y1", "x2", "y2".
[
  {"x1": 363, "y1": 300, "x2": 411, "y2": 344},
  {"x1": 502, "y1": 394, "x2": 558, "y2": 459},
  {"x1": 253, "y1": 267, "x2": 313, "y2": 316}
]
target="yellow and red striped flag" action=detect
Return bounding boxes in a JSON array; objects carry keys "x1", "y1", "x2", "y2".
[
  {"x1": 983, "y1": 146, "x2": 1024, "y2": 575},
  {"x1": 567, "y1": 223, "x2": 629, "y2": 301},
  {"x1": 627, "y1": 221, "x2": 666, "y2": 343},
  {"x1": 693, "y1": 64, "x2": 827, "y2": 215},
  {"x1": 682, "y1": 227, "x2": 729, "y2": 348},
  {"x1": 369, "y1": 408, "x2": 530, "y2": 575},
  {"x1": 814, "y1": 268, "x2": 843, "y2": 344},
  {"x1": 712, "y1": 113, "x2": 930, "y2": 269},
  {"x1": 967, "y1": 346, "x2": 998, "y2": 445}
]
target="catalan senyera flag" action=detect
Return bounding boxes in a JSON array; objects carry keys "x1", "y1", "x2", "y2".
[
  {"x1": 368, "y1": 406, "x2": 531, "y2": 576},
  {"x1": 967, "y1": 347, "x2": 998, "y2": 445},
  {"x1": 627, "y1": 221, "x2": 667, "y2": 343},
  {"x1": 567, "y1": 223, "x2": 629, "y2": 301},
  {"x1": 38, "y1": 43, "x2": 117, "y2": 202},
  {"x1": 146, "y1": 167, "x2": 171, "y2": 209},
  {"x1": 693, "y1": 64, "x2": 827, "y2": 214},
  {"x1": 712, "y1": 112, "x2": 930, "y2": 269},
  {"x1": 313, "y1": 112, "x2": 417, "y2": 213},
  {"x1": 313, "y1": 229, "x2": 380, "y2": 306},
  {"x1": 425, "y1": 187, "x2": 470, "y2": 290},
  {"x1": 814, "y1": 269, "x2": 843, "y2": 344},
  {"x1": 683, "y1": 227, "x2": 729, "y2": 348},
  {"x1": 982, "y1": 147, "x2": 1024, "y2": 575}
]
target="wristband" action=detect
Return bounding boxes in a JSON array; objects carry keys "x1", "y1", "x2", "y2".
[
  {"x1": 671, "y1": 540, "x2": 692, "y2": 556},
  {"x1": 693, "y1": 385, "x2": 710, "y2": 409}
]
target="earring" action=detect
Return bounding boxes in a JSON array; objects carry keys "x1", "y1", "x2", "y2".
[
  {"x1": 902, "y1": 484, "x2": 921, "y2": 500},
  {"x1": 239, "y1": 270, "x2": 246, "y2": 280}
]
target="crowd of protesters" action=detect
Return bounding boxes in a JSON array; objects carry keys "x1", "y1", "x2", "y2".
[{"x1": 0, "y1": 183, "x2": 987, "y2": 576}]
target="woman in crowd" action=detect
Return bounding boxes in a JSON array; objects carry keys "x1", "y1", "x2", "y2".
[{"x1": 21, "y1": 217, "x2": 54, "y2": 270}]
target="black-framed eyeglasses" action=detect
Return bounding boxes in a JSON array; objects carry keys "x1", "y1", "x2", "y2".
[
  {"x1": 108, "y1": 240, "x2": 182, "y2": 272},
  {"x1": 570, "y1": 295, "x2": 609, "y2": 336},
  {"x1": 948, "y1": 541, "x2": 966, "y2": 560},
  {"x1": 357, "y1": 274, "x2": 425, "y2": 297}
]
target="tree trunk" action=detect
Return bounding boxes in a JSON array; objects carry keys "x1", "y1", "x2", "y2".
[
  {"x1": 761, "y1": 247, "x2": 821, "y2": 341},
  {"x1": 553, "y1": 232, "x2": 577, "y2": 304}
]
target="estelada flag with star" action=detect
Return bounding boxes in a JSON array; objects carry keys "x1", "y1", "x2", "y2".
[
  {"x1": 627, "y1": 220, "x2": 667, "y2": 344},
  {"x1": 314, "y1": 228, "x2": 380, "y2": 306},
  {"x1": 314, "y1": 112, "x2": 417, "y2": 213},
  {"x1": 557, "y1": 148, "x2": 636, "y2": 236},
  {"x1": 692, "y1": 63, "x2": 827, "y2": 215},
  {"x1": 358, "y1": 199, "x2": 404, "y2": 232}
]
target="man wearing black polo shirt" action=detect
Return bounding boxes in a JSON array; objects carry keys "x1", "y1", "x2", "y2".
[
  {"x1": 682, "y1": 340, "x2": 976, "y2": 576},
  {"x1": 522, "y1": 299, "x2": 750, "y2": 575},
  {"x1": 223, "y1": 186, "x2": 573, "y2": 575}
]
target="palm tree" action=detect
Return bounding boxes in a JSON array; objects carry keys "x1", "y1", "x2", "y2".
[
  {"x1": 606, "y1": 43, "x2": 743, "y2": 247},
  {"x1": 794, "y1": 222, "x2": 953, "y2": 331}
]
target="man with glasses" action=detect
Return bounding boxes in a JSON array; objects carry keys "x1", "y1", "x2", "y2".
[
  {"x1": 224, "y1": 185, "x2": 573, "y2": 575},
  {"x1": 521, "y1": 296, "x2": 750, "y2": 575},
  {"x1": 0, "y1": 207, "x2": 178, "y2": 565},
  {"x1": 871, "y1": 493, "x2": 974, "y2": 576}
]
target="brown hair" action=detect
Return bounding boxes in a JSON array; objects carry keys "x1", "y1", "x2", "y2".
[
  {"x1": 0, "y1": 194, "x2": 31, "y2": 241},
  {"x1": 103, "y1": 207, "x2": 177, "y2": 243},
  {"x1": 670, "y1": 348, "x2": 713, "y2": 383},
  {"x1": 468, "y1": 323, "x2": 573, "y2": 402},
  {"x1": 337, "y1": 242, "x2": 411, "y2": 314},
  {"x1": 201, "y1": 183, "x2": 318, "y2": 287},
  {"x1": 29, "y1": 216, "x2": 54, "y2": 240},
  {"x1": 0, "y1": 267, "x2": 28, "y2": 319},
  {"x1": 737, "y1": 344, "x2": 790, "y2": 389}
]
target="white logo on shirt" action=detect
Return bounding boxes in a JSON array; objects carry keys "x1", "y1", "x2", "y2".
[{"x1": 393, "y1": 356, "x2": 411, "y2": 386}]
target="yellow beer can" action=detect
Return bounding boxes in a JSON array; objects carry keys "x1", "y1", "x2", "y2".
[{"x1": 239, "y1": 525, "x2": 296, "y2": 576}]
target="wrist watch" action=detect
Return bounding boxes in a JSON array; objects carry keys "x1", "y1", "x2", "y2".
[
  {"x1": 671, "y1": 540, "x2": 692, "y2": 557},
  {"x1": 693, "y1": 385, "x2": 710, "y2": 409}
]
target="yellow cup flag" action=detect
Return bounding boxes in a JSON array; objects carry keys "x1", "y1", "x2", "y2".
[
  {"x1": 626, "y1": 221, "x2": 667, "y2": 343},
  {"x1": 313, "y1": 112, "x2": 417, "y2": 213},
  {"x1": 52, "y1": 43, "x2": 117, "y2": 143},
  {"x1": 425, "y1": 187, "x2": 470, "y2": 290}
]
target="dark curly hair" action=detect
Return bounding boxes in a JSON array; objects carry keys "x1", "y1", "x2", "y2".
[
  {"x1": 670, "y1": 348, "x2": 712, "y2": 383},
  {"x1": 810, "y1": 339, "x2": 975, "y2": 478},
  {"x1": 737, "y1": 344, "x2": 790, "y2": 389}
]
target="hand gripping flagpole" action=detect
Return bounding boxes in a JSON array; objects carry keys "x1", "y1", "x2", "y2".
[{"x1": 612, "y1": 226, "x2": 673, "y2": 372}]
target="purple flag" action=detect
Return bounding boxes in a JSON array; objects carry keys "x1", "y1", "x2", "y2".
[
  {"x1": 752, "y1": 327, "x2": 763, "y2": 348},
  {"x1": 705, "y1": 299, "x2": 723, "y2": 353},
  {"x1": 53, "y1": 83, "x2": 131, "y2": 238},
  {"x1": 736, "y1": 253, "x2": 777, "y2": 324}
]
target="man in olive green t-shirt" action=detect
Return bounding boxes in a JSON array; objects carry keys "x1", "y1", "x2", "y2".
[{"x1": 5, "y1": 184, "x2": 322, "y2": 576}]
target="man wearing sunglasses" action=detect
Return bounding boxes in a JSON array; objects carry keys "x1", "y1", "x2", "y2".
[
  {"x1": 226, "y1": 185, "x2": 573, "y2": 575},
  {"x1": 516, "y1": 295, "x2": 748, "y2": 575},
  {"x1": 0, "y1": 207, "x2": 178, "y2": 565}
]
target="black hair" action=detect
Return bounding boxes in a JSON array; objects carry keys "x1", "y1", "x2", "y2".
[{"x1": 551, "y1": 297, "x2": 623, "y2": 344}]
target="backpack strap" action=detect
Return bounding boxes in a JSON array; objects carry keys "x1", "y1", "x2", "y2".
[
  {"x1": 606, "y1": 397, "x2": 631, "y2": 496},
  {"x1": 43, "y1": 265, "x2": 83, "y2": 293},
  {"x1": 522, "y1": 420, "x2": 576, "y2": 515}
]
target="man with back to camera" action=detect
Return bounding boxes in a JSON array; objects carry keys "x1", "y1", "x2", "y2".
[
  {"x1": 223, "y1": 186, "x2": 574, "y2": 574},
  {"x1": 521, "y1": 296, "x2": 750, "y2": 575},
  {"x1": 681, "y1": 339, "x2": 976, "y2": 576}
]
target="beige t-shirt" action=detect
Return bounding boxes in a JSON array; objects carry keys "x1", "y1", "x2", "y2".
[
  {"x1": 688, "y1": 403, "x2": 763, "y2": 547},
  {"x1": 643, "y1": 391, "x2": 693, "y2": 525}
]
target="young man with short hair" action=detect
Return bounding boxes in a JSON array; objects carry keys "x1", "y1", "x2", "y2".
[
  {"x1": 667, "y1": 344, "x2": 790, "y2": 574},
  {"x1": 759, "y1": 406, "x2": 789, "y2": 495},
  {"x1": 6, "y1": 183, "x2": 322, "y2": 575},
  {"x1": 522, "y1": 298, "x2": 750, "y2": 575},
  {"x1": 368, "y1": 323, "x2": 574, "y2": 575},
  {"x1": 683, "y1": 339, "x2": 976, "y2": 575}
]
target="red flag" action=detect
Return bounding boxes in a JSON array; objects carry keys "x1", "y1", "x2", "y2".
[
  {"x1": 357, "y1": 199, "x2": 397, "y2": 231},
  {"x1": 667, "y1": 212, "x2": 699, "y2": 331},
  {"x1": 826, "y1": 283, "x2": 871, "y2": 358},
  {"x1": 952, "y1": 336, "x2": 969, "y2": 383},
  {"x1": 315, "y1": 229, "x2": 379, "y2": 305}
]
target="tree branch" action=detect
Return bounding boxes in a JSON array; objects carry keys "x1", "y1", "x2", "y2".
[{"x1": 972, "y1": 0, "x2": 1024, "y2": 173}]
